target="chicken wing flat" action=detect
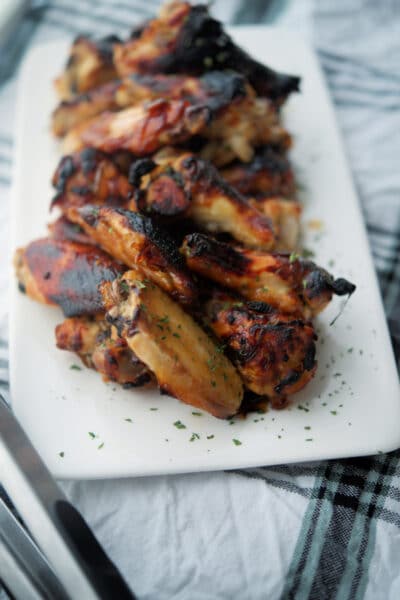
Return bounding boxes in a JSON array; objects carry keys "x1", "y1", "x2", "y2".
[
  {"x1": 220, "y1": 146, "x2": 296, "y2": 197},
  {"x1": 14, "y1": 238, "x2": 125, "y2": 316},
  {"x1": 55, "y1": 35, "x2": 120, "y2": 100},
  {"x1": 104, "y1": 270, "x2": 243, "y2": 418},
  {"x1": 134, "y1": 153, "x2": 277, "y2": 250},
  {"x1": 113, "y1": 1, "x2": 300, "y2": 103},
  {"x1": 63, "y1": 98, "x2": 210, "y2": 155},
  {"x1": 51, "y1": 148, "x2": 135, "y2": 212},
  {"x1": 182, "y1": 233, "x2": 356, "y2": 318},
  {"x1": 66, "y1": 205, "x2": 197, "y2": 305},
  {"x1": 205, "y1": 291, "x2": 316, "y2": 405},
  {"x1": 52, "y1": 70, "x2": 248, "y2": 137},
  {"x1": 56, "y1": 316, "x2": 152, "y2": 387}
]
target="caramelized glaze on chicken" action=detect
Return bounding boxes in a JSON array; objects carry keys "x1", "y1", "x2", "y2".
[
  {"x1": 63, "y1": 98, "x2": 211, "y2": 155},
  {"x1": 14, "y1": 238, "x2": 125, "y2": 316},
  {"x1": 206, "y1": 291, "x2": 317, "y2": 405},
  {"x1": 182, "y1": 233, "x2": 356, "y2": 318},
  {"x1": 66, "y1": 205, "x2": 197, "y2": 305}
]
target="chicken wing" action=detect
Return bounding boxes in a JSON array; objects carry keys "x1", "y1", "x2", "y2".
[
  {"x1": 56, "y1": 316, "x2": 152, "y2": 387},
  {"x1": 113, "y1": 1, "x2": 300, "y2": 103},
  {"x1": 135, "y1": 153, "x2": 277, "y2": 250},
  {"x1": 14, "y1": 238, "x2": 125, "y2": 316},
  {"x1": 205, "y1": 291, "x2": 317, "y2": 405},
  {"x1": 104, "y1": 270, "x2": 243, "y2": 418},
  {"x1": 51, "y1": 148, "x2": 135, "y2": 212},
  {"x1": 52, "y1": 70, "x2": 248, "y2": 137},
  {"x1": 55, "y1": 35, "x2": 120, "y2": 100},
  {"x1": 63, "y1": 98, "x2": 211, "y2": 155},
  {"x1": 182, "y1": 233, "x2": 356, "y2": 318},
  {"x1": 66, "y1": 205, "x2": 197, "y2": 305}
]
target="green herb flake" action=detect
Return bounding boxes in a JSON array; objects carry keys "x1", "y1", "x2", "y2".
[
  {"x1": 302, "y1": 279, "x2": 308, "y2": 289},
  {"x1": 159, "y1": 315, "x2": 169, "y2": 323},
  {"x1": 192, "y1": 411, "x2": 202, "y2": 416},
  {"x1": 232, "y1": 439, "x2": 242, "y2": 446},
  {"x1": 58, "y1": 451, "x2": 65, "y2": 458},
  {"x1": 298, "y1": 404, "x2": 310, "y2": 412},
  {"x1": 330, "y1": 410, "x2": 338, "y2": 416},
  {"x1": 135, "y1": 280, "x2": 146, "y2": 289},
  {"x1": 302, "y1": 248, "x2": 315, "y2": 259},
  {"x1": 172, "y1": 332, "x2": 180, "y2": 338},
  {"x1": 124, "y1": 418, "x2": 133, "y2": 423},
  {"x1": 70, "y1": 364, "x2": 82, "y2": 371},
  {"x1": 88, "y1": 432, "x2": 96, "y2": 439},
  {"x1": 150, "y1": 407, "x2": 158, "y2": 411},
  {"x1": 189, "y1": 433, "x2": 200, "y2": 442},
  {"x1": 305, "y1": 438, "x2": 313, "y2": 442},
  {"x1": 289, "y1": 252, "x2": 300, "y2": 263},
  {"x1": 108, "y1": 227, "x2": 113, "y2": 234},
  {"x1": 206, "y1": 434, "x2": 215, "y2": 439},
  {"x1": 174, "y1": 420, "x2": 186, "y2": 429},
  {"x1": 304, "y1": 426, "x2": 311, "y2": 430},
  {"x1": 97, "y1": 442, "x2": 104, "y2": 450}
]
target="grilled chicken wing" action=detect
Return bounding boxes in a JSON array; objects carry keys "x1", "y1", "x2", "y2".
[
  {"x1": 56, "y1": 316, "x2": 152, "y2": 387},
  {"x1": 52, "y1": 70, "x2": 248, "y2": 137},
  {"x1": 14, "y1": 238, "x2": 125, "y2": 316},
  {"x1": 66, "y1": 205, "x2": 197, "y2": 305},
  {"x1": 104, "y1": 270, "x2": 243, "y2": 418},
  {"x1": 135, "y1": 153, "x2": 277, "y2": 250},
  {"x1": 205, "y1": 291, "x2": 317, "y2": 405},
  {"x1": 113, "y1": 1, "x2": 299, "y2": 103},
  {"x1": 63, "y1": 98, "x2": 210, "y2": 155},
  {"x1": 51, "y1": 148, "x2": 135, "y2": 212},
  {"x1": 220, "y1": 146, "x2": 296, "y2": 197},
  {"x1": 55, "y1": 35, "x2": 120, "y2": 100},
  {"x1": 182, "y1": 233, "x2": 356, "y2": 318}
]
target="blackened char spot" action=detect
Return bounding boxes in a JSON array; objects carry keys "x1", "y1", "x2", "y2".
[
  {"x1": 274, "y1": 370, "x2": 301, "y2": 395},
  {"x1": 246, "y1": 301, "x2": 274, "y2": 314},
  {"x1": 331, "y1": 278, "x2": 356, "y2": 296},
  {"x1": 184, "y1": 233, "x2": 249, "y2": 274},
  {"x1": 128, "y1": 158, "x2": 156, "y2": 186},
  {"x1": 95, "y1": 34, "x2": 121, "y2": 63},
  {"x1": 303, "y1": 342, "x2": 316, "y2": 371},
  {"x1": 54, "y1": 156, "x2": 76, "y2": 193},
  {"x1": 304, "y1": 267, "x2": 333, "y2": 299},
  {"x1": 114, "y1": 208, "x2": 187, "y2": 270}
]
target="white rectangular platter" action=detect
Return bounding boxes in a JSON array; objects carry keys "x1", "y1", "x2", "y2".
[{"x1": 10, "y1": 27, "x2": 400, "y2": 479}]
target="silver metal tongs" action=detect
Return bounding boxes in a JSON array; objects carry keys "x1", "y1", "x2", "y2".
[{"x1": 0, "y1": 394, "x2": 135, "y2": 599}]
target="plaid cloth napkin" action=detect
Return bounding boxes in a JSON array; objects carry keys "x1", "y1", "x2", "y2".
[{"x1": 1, "y1": 1, "x2": 399, "y2": 598}]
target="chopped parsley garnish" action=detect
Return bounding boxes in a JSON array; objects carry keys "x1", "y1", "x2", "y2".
[
  {"x1": 124, "y1": 418, "x2": 133, "y2": 423},
  {"x1": 70, "y1": 364, "x2": 82, "y2": 371},
  {"x1": 192, "y1": 411, "x2": 202, "y2": 416},
  {"x1": 330, "y1": 410, "x2": 338, "y2": 416},
  {"x1": 58, "y1": 451, "x2": 65, "y2": 458},
  {"x1": 302, "y1": 248, "x2": 315, "y2": 259},
  {"x1": 135, "y1": 280, "x2": 146, "y2": 289},
  {"x1": 174, "y1": 420, "x2": 186, "y2": 429},
  {"x1": 304, "y1": 426, "x2": 311, "y2": 430},
  {"x1": 150, "y1": 407, "x2": 158, "y2": 411},
  {"x1": 206, "y1": 435, "x2": 214, "y2": 439},
  {"x1": 232, "y1": 439, "x2": 242, "y2": 446},
  {"x1": 159, "y1": 315, "x2": 169, "y2": 323},
  {"x1": 289, "y1": 252, "x2": 300, "y2": 263},
  {"x1": 305, "y1": 438, "x2": 313, "y2": 442},
  {"x1": 189, "y1": 433, "x2": 200, "y2": 442},
  {"x1": 172, "y1": 332, "x2": 180, "y2": 338},
  {"x1": 97, "y1": 442, "x2": 104, "y2": 450},
  {"x1": 88, "y1": 432, "x2": 96, "y2": 439}
]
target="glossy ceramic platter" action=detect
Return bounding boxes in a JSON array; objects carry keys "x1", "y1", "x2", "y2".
[{"x1": 10, "y1": 28, "x2": 400, "y2": 479}]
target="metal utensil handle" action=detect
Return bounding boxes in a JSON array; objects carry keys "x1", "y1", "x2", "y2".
[{"x1": 0, "y1": 395, "x2": 135, "y2": 600}]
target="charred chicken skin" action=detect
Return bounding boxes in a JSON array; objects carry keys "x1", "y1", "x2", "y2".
[
  {"x1": 51, "y1": 148, "x2": 135, "y2": 212},
  {"x1": 56, "y1": 316, "x2": 152, "y2": 387},
  {"x1": 113, "y1": 1, "x2": 300, "y2": 103},
  {"x1": 66, "y1": 205, "x2": 197, "y2": 305},
  {"x1": 205, "y1": 291, "x2": 317, "y2": 405},
  {"x1": 104, "y1": 270, "x2": 243, "y2": 418},
  {"x1": 134, "y1": 152, "x2": 277, "y2": 250},
  {"x1": 48, "y1": 216, "x2": 96, "y2": 246},
  {"x1": 14, "y1": 238, "x2": 125, "y2": 317},
  {"x1": 182, "y1": 233, "x2": 356, "y2": 319},
  {"x1": 55, "y1": 35, "x2": 120, "y2": 100}
]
